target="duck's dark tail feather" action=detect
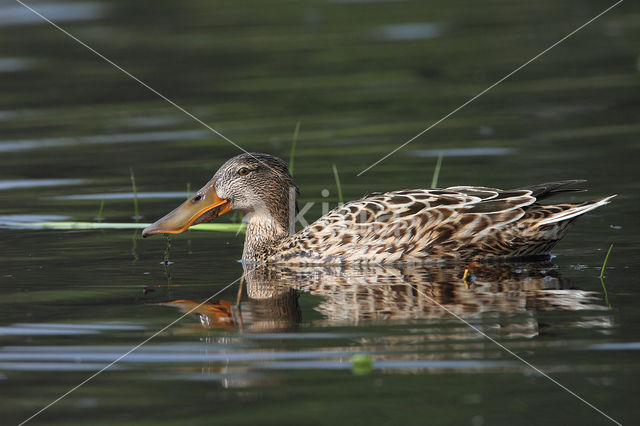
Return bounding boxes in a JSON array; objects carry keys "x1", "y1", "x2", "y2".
[{"x1": 516, "y1": 179, "x2": 587, "y2": 200}]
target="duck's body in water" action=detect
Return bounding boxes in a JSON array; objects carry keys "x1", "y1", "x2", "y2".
[{"x1": 142, "y1": 153, "x2": 614, "y2": 264}]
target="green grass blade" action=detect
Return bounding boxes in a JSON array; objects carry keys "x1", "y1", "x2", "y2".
[
  {"x1": 599, "y1": 243, "x2": 614, "y2": 278},
  {"x1": 95, "y1": 199, "x2": 105, "y2": 222},
  {"x1": 332, "y1": 164, "x2": 343, "y2": 205},
  {"x1": 289, "y1": 121, "x2": 301, "y2": 175},
  {"x1": 430, "y1": 153, "x2": 443, "y2": 188},
  {"x1": 0, "y1": 221, "x2": 244, "y2": 232}
]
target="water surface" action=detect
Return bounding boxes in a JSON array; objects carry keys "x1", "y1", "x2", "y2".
[{"x1": 1, "y1": 0, "x2": 639, "y2": 425}]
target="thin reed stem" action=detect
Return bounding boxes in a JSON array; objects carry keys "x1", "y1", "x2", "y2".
[
  {"x1": 430, "y1": 153, "x2": 443, "y2": 188},
  {"x1": 289, "y1": 122, "x2": 301, "y2": 175},
  {"x1": 332, "y1": 164, "x2": 343, "y2": 205}
]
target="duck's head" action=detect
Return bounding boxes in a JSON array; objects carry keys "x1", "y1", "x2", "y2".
[{"x1": 142, "y1": 153, "x2": 297, "y2": 238}]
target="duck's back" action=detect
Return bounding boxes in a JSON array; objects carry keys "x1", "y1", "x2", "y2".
[{"x1": 270, "y1": 181, "x2": 614, "y2": 264}]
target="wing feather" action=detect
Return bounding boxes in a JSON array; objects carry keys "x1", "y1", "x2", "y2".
[{"x1": 271, "y1": 185, "x2": 613, "y2": 264}]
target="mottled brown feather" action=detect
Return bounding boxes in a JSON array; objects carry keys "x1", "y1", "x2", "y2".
[{"x1": 264, "y1": 183, "x2": 614, "y2": 264}]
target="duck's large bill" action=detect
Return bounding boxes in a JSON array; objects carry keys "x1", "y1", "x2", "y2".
[{"x1": 142, "y1": 181, "x2": 231, "y2": 237}]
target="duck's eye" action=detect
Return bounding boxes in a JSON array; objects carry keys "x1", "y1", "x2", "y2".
[{"x1": 237, "y1": 167, "x2": 250, "y2": 176}]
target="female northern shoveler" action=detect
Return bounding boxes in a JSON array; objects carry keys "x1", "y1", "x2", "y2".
[{"x1": 142, "y1": 153, "x2": 614, "y2": 264}]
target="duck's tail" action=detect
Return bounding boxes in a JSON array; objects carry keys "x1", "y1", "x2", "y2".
[
  {"x1": 516, "y1": 179, "x2": 587, "y2": 200},
  {"x1": 536, "y1": 194, "x2": 616, "y2": 226}
]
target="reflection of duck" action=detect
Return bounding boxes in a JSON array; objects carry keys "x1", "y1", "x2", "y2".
[
  {"x1": 142, "y1": 153, "x2": 614, "y2": 264},
  {"x1": 156, "y1": 263, "x2": 610, "y2": 337},
  {"x1": 244, "y1": 263, "x2": 608, "y2": 323}
]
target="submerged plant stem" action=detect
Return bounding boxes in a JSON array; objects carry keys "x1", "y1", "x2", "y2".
[
  {"x1": 129, "y1": 166, "x2": 140, "y2": 222},
  {"x1": 131, "y1": 229, "x2": 138, "y2": 262},
  {"x1": 163, "y1": 235, "x2": 172, "y2": 279},
  {"x1": 164, "y1": 235, "x2": 171, "y2": 264},
  {"x1": 600, "y1": 277, "x2": 612, "y2": 308}
]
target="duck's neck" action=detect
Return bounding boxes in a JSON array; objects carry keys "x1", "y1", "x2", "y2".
[{"x1": 242, "y1": 208, "x2": 291, "y2": 263}]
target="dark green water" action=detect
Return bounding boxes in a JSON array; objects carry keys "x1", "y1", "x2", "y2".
[{"x1": 1, "y1": 0, "x2": 639, "y2": 424}]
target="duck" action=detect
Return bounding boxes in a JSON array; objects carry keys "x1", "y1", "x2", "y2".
[{"x1": 142, "y1": 152, "x2": 614, "y2": 264}]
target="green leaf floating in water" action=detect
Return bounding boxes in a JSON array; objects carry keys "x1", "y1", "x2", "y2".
[
  {"x1": 0, "y1": 221, "x2": 244, "y2": 233},
  {"x1": 351, "y1": 354, "x2": 373, "y2": 375}
]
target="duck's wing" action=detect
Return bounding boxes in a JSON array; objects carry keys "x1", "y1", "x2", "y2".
[{"x1": 273, "y1": 187, "x2": 538, "y2": 263}]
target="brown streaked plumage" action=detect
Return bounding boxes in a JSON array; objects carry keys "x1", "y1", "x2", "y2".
[{"x1": 142, "y1": 153, "x2": 615, "y2": 264}]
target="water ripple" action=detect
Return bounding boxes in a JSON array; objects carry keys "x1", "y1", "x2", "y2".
[{"x1": 0, "y1": 129, "x2": 210, "y2": 152}]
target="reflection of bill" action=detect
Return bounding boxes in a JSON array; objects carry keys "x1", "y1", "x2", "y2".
[
  {"x1": 155, "y1": 293, "x2": 300, "y2": 333},
  {"x1": 153, "y1": 299, "x2": 235, "y2": 329}
]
